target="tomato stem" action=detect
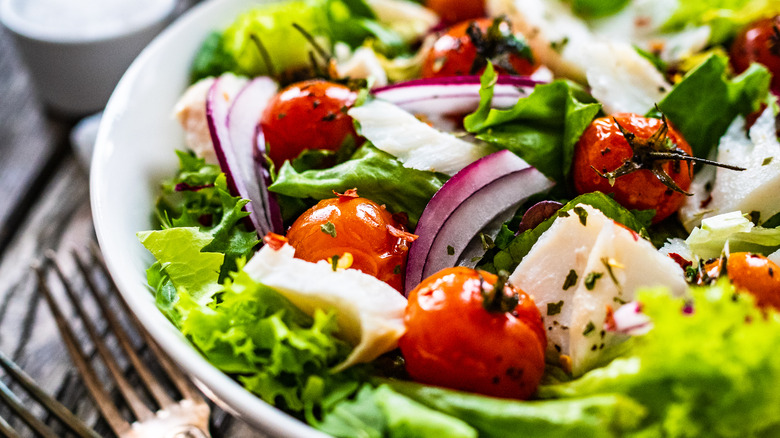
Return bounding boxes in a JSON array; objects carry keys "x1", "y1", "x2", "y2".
[
  {"x1": 466, "y1": 16, "x2": 533, "y2": 75},
  {"x1": 480, "y1": 270, "x2": 519, "y2": 313},
  {"x1": 594, "y1": 113, "x2": 744, "y2": 195}
]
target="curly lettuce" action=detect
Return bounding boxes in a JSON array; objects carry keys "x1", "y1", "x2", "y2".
[{"x1": 540, "y1": 280, "x2": 780, "y2": 437}]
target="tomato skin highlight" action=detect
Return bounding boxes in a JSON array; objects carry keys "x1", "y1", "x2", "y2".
[
  {"x1": 286, "y1": 196, "x2": 410, "y2": 292},
  {"x1": 424, "y1": 0, "x2": 485, "y2": 25},
  {"x1": 399, "y1": 267, "x2": 546, "y2": 400},
  {"x1": 572, "y1": 114, "x2": 693, "y2": 224},
  {"x1": 704, "y1": 252, "x2": 780, "y2": 311},
  {"x1": 730, "y1": 15, "x2": 780, "y2": 94},
  {"x1": 422, "y1": 18, "x2": 536, "y2": 79},
  {"x1": 260, "y1": 80, "x2": 359, "y2": 169}
]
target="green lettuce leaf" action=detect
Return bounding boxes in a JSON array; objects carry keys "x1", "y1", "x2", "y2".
[
  {"x1": 268, "y1": 143, "x2": 448, "y2": 229},
  {"x1": 656, "y1": 54, "x2": 770, "y2": 159},
  {"x1": 464, "y1": 64, "x2": 601, "y2": 184},
  {"x1": 190, "y1": 32, "x2": 239, "y2": 83},
  {"x1": 140, "y1": 152, "x2": 258, "y2": 324},
  {"x1": 137, "y1": 227, "x2": 224, "y2": 306},
  {"x1": 196, "y1": 0, "x2": 408, "y2": 79},
  {"x1": 567, "y1": 0, "x2": 631, "y2": 18},
  {"x1": 316, "y1": 384, "x2": 478, "y2": 438},
  {"x1": 480, "y1": 192, "x2": 652, "y2": 274},
  {"x1": 222, "y1": 1, "x2": 330, "y2": 77},
  {"x1": 662, "y1": 0, "x2": 780, "y2": 44},
  {"x1": 540, "y1": 280, "x2": 780, "y2": 437},
  {"x1": 383, "y1": 380, "x2": 645, "y2": 438},
  {"x1": 176, "y1": 261, "x2": 362, "y2": 413},
  {"x1": 685, "y1": 211, "x2": 780, "y2": 259}
]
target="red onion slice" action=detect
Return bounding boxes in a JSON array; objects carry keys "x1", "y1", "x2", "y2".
[
  {"x1": 405, "y1": 150, "x2": 555, "y2": 294},
  {"x1": 207, "y1": 75, "x2": 281, "y2": 235},
  {"x1": 372, "y1": 76, "x2": 543, "y2": 116}
]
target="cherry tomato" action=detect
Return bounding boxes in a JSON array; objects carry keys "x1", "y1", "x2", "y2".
[
  {"x1": 572, "y1": 114, "x2": 693, "y2": 224},
  {"x1": 422, "y1": 18, "x2": 537, "y2": 78},
  {"x1": 285, "y1": 191, "x2": 413, "y2": 292},
  {"x1": 703, "y1": 252, "x2": 780, "y2": 311},
  {"x1": 399, "y1": 267, "x2": 546, "y2": 399},
  {"x1": 260, "y1": 80, "x2": 359, "y2": 169},
  {"x1": 730, "y1": 15, "x2": 780, "y2": 94},
  {"x1": 424, "y1": 0, "x2": 485, "y2": 25}
]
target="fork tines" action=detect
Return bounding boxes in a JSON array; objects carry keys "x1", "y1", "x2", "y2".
[
  {"x1": 0, "y1": 346, "x2": 99, "y2": 438},
  {"x1": 34, "y1": 245, "x2": 210, "y2": 438}
]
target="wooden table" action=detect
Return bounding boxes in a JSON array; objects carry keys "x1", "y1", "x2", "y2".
[{"x1": 0, "y1": 6, "x2": 264, "y2": 437}]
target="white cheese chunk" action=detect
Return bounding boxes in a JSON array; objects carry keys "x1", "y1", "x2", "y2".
[
  {"x1": 243, "y1": 243, "x2": 407, "y2": 372},
  {"x1": 349, "y1": 99, "x2": 492, "y2": 176},
  {"x1": 680, "y1": 108, "x2": 780, "y2": 230},
  {"x1": 509, "y1": 204, "x2": 687, "y2": 376}
]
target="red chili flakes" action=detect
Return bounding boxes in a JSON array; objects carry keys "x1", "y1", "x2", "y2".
[
  {"x1": 668, "y1": 252, "x2": 693, "y2": 270},
  {"x1": 603, "y1": 305, "x2": 617, "y2": 332},
  {"x1": 333, "y1": 188, "x2": 360, "y2": 199},
  {"x1": 263, "y1": 232, "x2": 289, "y2": 250},
  {"x1": 387, "y1": 224, "x2": 418, "y2": 243}
]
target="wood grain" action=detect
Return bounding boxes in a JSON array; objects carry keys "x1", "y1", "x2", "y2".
[{"x1": 0, "y1": 3, "x2": 264, "y2": 435}]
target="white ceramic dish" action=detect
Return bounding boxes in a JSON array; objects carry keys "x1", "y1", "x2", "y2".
[
  {"x1": 0, "y1": 0, "x2": 177, "y2": 115},
  {"x1": 91, "y1": 0, "x2": 329, "y2": 436}
]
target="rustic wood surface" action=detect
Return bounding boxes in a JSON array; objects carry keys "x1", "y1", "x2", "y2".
[{"x1": 0, "y1": 4, "x2": 267, "y2": 437}]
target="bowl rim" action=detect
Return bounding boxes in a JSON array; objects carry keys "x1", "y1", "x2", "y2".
[{"x1": 90, "y1": 0, "x2": 330, "y2": 436}]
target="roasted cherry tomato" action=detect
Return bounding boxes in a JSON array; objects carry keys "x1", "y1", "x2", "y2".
[
  {"x1": 424, "y1": 0, "x2": 485, "y2": 25},
  {"x1": 572, "y1": 113, "x2": 693, "y2": 224},
  {"x1": 260, "y1": 80, "x2": 359, "y2": 169},
  {"x1": 422, "y1": 17, "x2": 536, "y2": 78},
  {"x1": 285, "y1": 191, "x2": 414, "y2": 292},
  {"x1": 730, "y1": 15, "x2": 780, "y2": 94},
  {"x1": 703, "y1": 252, "x2": 780, "y2": 310},
  {"x1": 399, "y1": 267, "x2": 546, "y2": 399}
]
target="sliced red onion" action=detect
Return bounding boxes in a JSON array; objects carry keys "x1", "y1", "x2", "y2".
[
  {"x1": 516, "y1": 200, "x2": 564, "y2": 234},
  {"x1": 404, "y1": 149, "x2": 554, "y2": 295},
  {"x1": 609, "y1": 302, "x2": 652, "y2": 336},
  {"x1": 373, "y1": 76, "x2": 543, "y2": 116},
  {"x1": 207, "y1": 75, "x2": 282, "y2": 235}
]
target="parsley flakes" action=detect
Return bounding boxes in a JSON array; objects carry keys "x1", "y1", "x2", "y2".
[
  {"x1": 320, "y1": 221, "x2": 337, "y2": 238},
  {"x1": 562, "y1": 269, "x2": 578, "y2": 290},
  {"x1": 547, "y1": 300, "x2": 564, "y2": 316},
  {"x1": 584, "y1": 272, "x2": 603, "y2": 290}
]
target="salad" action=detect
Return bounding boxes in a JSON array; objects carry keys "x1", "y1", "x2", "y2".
[{"x1": 138, "y1": 0, "x2": 780, "y2": 436}]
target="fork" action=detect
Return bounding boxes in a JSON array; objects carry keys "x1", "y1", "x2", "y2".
[
  {"x1": 34, "y1": 245, "x2": 212, "y2": 438},
  {"x1": 0, "y1": 347, "x2": 99, "y2": 438}
]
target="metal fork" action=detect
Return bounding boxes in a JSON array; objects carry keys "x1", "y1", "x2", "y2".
[
  {"x1": 0, "y1": 347, "x2": 99, "y2": 438},
  {"x1": 34, "y1": 246, "x2": 212, "y2": 438}
]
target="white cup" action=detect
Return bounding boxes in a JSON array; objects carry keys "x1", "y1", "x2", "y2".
[{"x1": 0, "y1": 0, "x2": 178, "y2": 116}]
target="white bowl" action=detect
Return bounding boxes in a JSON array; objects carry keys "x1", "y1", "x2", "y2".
[
  {"x1": 0, "y1": 0, "x2": 177, "y2": 115},
  {"x1": 90, "y1": 0, "x2": 329, "y2": 436}
]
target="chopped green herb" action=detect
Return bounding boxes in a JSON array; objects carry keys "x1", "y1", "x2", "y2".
[
  {"x1": 331, "y1": 255, "x2": 340, "y2": 271},
  {"x1": 557, "y1": 210, "x2": 571, "y2": 218},
  {"x1": 550, "y1": 37, "x2": 569, "y2": 53},
  {"x1": 601, "y1": 257, "x2": 620, "y2": 286},
  {"x1": 480, "y1": 233, "x2": 495, "y2": 251},
  {"x1": 320, "y1": 221, "x2": 337, "y2": 238},
  {"x1": 573, "y1": 206, "x2": 588, "y2": 226},
  {"x1": 584, "y1": 272, "x2": 603, "y2": 290},
  {"x1": 613, "y1": 296, "x2": 627, "y2": 305},
  {"x1": 562, "y1": 269, "x2": 578, "y2": 290},
  {"x1": 547, "y1": 300, "x2": 564, "y2": 316},
  {"x1": 583, "y1": 321, "x2": 596, "y2": 336},
  {"x1": 393, "y1": 265, "x2": 401, "y2": 275},
  {"x1": 471, "y1": 256, "x2": 482, "y2": 263},
  {"x1": 763, "y1": 157, "x2": 774, "y2": 166},
  {"x1": 447, "y1": 245, "x2": 455, "y2": 256}
]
